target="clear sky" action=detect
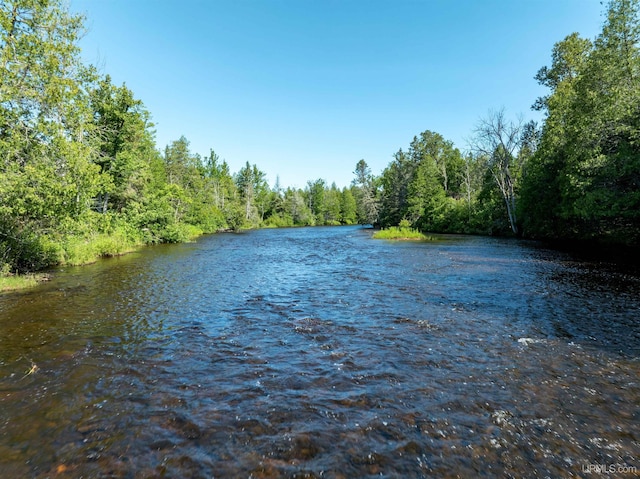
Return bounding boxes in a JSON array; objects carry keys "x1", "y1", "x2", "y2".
[{"x1": 70, "y1": 0, "x2": 605, "y2": 189}]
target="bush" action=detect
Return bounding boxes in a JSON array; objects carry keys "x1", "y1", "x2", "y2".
[
  {"x1": 63, "y1": 236, "x2": 97, "y2": 265},
  {"x1": 0, "y1": 227, "x2": 63, "y2": 274},
  {"x1": 160, "y1": 223, "x2": 203, "y2": 243},
  {"x1": 263, "y1": 213, "x2": 294, "y2": 228}
]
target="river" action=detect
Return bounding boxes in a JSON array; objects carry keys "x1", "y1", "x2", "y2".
[{"x1": 0, "y1": 226, "x2": 638, "y2": 478}]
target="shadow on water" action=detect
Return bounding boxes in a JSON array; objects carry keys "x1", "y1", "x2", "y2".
[
  {"x1": 526, "y1": 242, "x2": 640, "y2": 357},
  {"x1": 0, "y1": 226, "x2": 638, "y2": 477}
]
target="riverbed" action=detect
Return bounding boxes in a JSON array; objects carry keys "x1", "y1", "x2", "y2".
[{"x1": 1, "y1": 226, "x2": 638, "y2": 477}]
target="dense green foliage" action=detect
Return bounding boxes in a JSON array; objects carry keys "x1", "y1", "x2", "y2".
[
  {"x1": 520, "y1": 0, "x2": 640, "y2": 244},
  {"x1": 1, "y1": 0, "x2": 638, "y2": 280},
  {"x1": 373, "y1": 125, "x2": 525, "y2": 236},
  {"x1": 0, "y1": 0, "x2": 363, "y2": 277},
  {"x1": 370, "y1": 0, "x2": 640, "y2": 246}
]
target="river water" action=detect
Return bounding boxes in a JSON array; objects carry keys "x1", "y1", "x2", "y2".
[{"x1": 0, "y1": 226, "x2": 638, "y2": 478}]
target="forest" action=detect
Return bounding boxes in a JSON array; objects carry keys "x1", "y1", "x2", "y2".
[
  {"x1": 374, "y1": 0, "x2": 640, "y2": 244},
  {"x1": 1, "y1": 0, "x2": 639, "y2": 279}
]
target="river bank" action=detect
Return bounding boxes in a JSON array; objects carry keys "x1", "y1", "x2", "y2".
[
  {"x1": 5, "y1": 222, "x2": 640, "y2": 293},
  {"x1": 0, "y1": 225, "x2": 207, "y2": 292}
]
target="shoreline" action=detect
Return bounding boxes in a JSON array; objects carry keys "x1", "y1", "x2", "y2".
[{"x1": 4, "y1": 225, "x2": 639, "y2": 293}]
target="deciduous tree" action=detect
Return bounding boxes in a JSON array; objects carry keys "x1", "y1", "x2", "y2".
[{"x1": 471, "y1": 110, "x2": 524, "y2": 234}]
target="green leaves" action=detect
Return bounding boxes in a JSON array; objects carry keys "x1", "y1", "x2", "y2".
[
  {"x1": 352, "y1": 159, "x2": 379, "y2": 225},
  {"x1": 378, "y1": 131, "x2": 467, "y2": 232},
  {"x1": 522, "y1": 0, "x2": 640, "y2": 244}
]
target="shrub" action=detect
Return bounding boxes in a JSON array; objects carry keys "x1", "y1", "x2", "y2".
[
  {"x1": 264, "y1": 214, "x2": 294, "y2": 228},
  {"x1": 160, "y1": 223, "x2": 203, "y2": 243}
]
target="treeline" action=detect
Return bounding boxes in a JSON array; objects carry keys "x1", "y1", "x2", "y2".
[
  {"x1": 2, "y1": 0, "x2": 639, "y2": 277},
  {"x1": 0, "y1": 0, "x2": 369, "y2": 275},
  {"x1": 363, "y1": 115, "x2": 539, "y2": 237},
  {"x1": 364, "y1": 0, "x2": 640, "y2": 246}
]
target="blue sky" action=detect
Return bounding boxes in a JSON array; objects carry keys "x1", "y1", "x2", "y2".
[{"x1": 71, "y1": 0, "x2": 605, "y2": 189}]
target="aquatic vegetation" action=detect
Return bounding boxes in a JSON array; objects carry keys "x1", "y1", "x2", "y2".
[{"x1": 372, "y1": 221, "x2": 433, "y2": 241}]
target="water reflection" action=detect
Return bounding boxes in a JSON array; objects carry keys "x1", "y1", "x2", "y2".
[{"x1": 0, "y1": 226, "x2": 638, "y2": 477}]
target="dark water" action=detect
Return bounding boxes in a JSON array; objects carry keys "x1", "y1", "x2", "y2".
[{"x1": 1, "y1": 226, "x2": 639, "y2": 478}]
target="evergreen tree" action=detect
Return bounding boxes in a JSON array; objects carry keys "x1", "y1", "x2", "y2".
[
  {"x1": 89, "y1": 75, "x2": 155, "y2": 215},
  {"x1": 522, "y1": 0, "x2": 640, "y2": 243},
  {"x1": 324, "y1": 183, "x2": 342, "y2": 225},
  {"x1": 352, "y1": 159, "x2": 379, "y2": 225}
]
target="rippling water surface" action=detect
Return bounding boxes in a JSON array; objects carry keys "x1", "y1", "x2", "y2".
[{"x1": 1, "y1": 226, "x2": 639, "y2": 478}]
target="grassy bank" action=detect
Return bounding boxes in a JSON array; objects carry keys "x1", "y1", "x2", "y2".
[
  {"x1": 62, "y1": 232, "x2": 142, "y2": 266},
  {"x1": 0, "y1": 236, "x2": 139, "y2": 293},
  {"x1": 1, "y1": 231, "x2": 142, "y2": 293},
  {"x1": 0, "y1": 273, "x2": 49, "y2": 292},
  {"x1": 0, "y1": 220, "x2": 210, "y2": 293}
]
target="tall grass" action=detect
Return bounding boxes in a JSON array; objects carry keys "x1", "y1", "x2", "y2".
[
  {"x1": 372, "y1": 220, "x2": 433, "y2": 241},
  {"x1": 0, "y1": 211, "x2": 211, "y2": 291},
  {"x1": 63, "y1": 232, "x2": 140, "y2": 266},
  {"x1": 0, "y1": 274, "x2": 46, "y2": 292}
]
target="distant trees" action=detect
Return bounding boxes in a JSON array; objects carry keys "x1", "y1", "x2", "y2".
[
  {"x1": 306, "y1": 179, "x2": 326, "y2": 223},
  {"x1": 377, "y1": 131, "x2": 474, "y2": 233},
  {"x1": 369, "y1": 0, "x2": 640, "y2": 245},
  {"x1": 340, "y1": 188, "x2": 358, "y2": 224},
  {"x1": 2, "y1": 0, "x2": 638, "y2": 277},
  {"x1": 236, "y1": 161, "x2": 268, "y2": 225}
]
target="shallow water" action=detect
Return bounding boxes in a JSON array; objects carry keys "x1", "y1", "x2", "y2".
[{"x1": 0, "y1": 226, "x2": 638, "y2": 478}]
